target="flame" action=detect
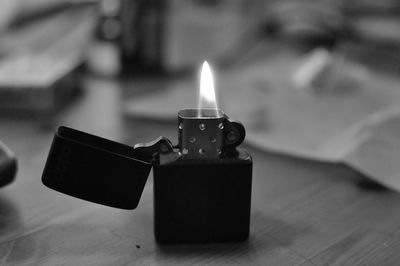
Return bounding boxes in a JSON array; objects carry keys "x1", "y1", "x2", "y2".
[{"x1": 198, "y1": 61, "x2": 218, "y2": 116}]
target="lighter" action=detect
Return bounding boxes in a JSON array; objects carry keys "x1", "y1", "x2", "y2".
[{"x1": 41, "y1": 62, "x2": 252, "y2": 244}]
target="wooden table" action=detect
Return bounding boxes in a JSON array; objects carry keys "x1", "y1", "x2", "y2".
[{"x1": 1, "y1": 76, "x2": 400, "y2": 266}]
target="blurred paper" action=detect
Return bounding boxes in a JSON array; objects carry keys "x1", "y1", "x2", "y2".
[
  {"x1": 123, "y1": 53, "x2": 400, "y2": 190},
  {"x1": 341, "y1": 108, "x2": 400, "y2": 191}
]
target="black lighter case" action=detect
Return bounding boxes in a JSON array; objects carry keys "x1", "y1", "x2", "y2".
[
  {"x1": 42, "y1": 109, "x2": 252, "y2": 244},
  {"x1": 154, "y1": 151, "x2": 252, "y2": 244}
]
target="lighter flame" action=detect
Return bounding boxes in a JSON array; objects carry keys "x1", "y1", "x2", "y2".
[{"x1": 199, "y1": 61, "x2": 218, "y2": 116}]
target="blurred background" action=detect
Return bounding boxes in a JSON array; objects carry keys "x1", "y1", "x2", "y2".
[
  {"x1": 3, "y1": 2, "x2": 400, "y2": 263},
  {"x1": 1, "y1": 0, "x2": 400, "y2": 162}
]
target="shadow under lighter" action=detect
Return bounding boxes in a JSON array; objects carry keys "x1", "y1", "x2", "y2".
[{"x1": 41, "y1": 108, "x2": 252, "y2": 244}]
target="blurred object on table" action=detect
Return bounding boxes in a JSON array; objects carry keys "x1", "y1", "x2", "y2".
[
  {"x1": 95, "y1": 0, "x2": 121, "y2": 41},
  {"x1": 292, "y1": 47, "x2": 367, "y2": 94},
  {"x1": 90, "y1": 0, "x2": 122, "y2": 77},
  {"x1": 343, "y1": 0, "x2": 400, "y2": 74},
  {"x1": 262, "y1": 0, "x2": 346, "y2": 49},
  {"x1": 292, "y1": 48, "x2": 335, "y2": 92},
  {"x1": 0, "y1": 53, "x2": 84, "y2": 116},
  {"x1": 0, "y1": 4, "x2": 96, "y2": 116},
  {"x1": 0, "y1": 140, "x2": 17, "y2": 188},
  {"x1": 344, "y1": 16, "x2": 400, "y2": 75},
  {"x1": 118, "y1": 0, "x2": 166, "y2": 76},
  {"x1": 260, "y1": 0, "x2": 400, "y2": 75},
  {"x1": 117, "y1": 0, "x2": 260, "y2": 76}
]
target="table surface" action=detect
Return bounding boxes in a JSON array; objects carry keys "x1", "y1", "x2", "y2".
[{"x1": 1, "y1": 73, "x2": 400, "y2": 266}]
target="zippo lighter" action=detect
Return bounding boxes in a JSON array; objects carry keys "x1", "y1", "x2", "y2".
[{"x1": 42, "y1": 63, "x2": 253, "y2": 244}]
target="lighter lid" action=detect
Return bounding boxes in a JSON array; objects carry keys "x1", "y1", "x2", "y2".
[{"x1": 42, "y1": 126, "x2": 152, "y2": 210}]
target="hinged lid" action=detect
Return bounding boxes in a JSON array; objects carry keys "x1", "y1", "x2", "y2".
[{"x1": 42, "y1": 126, "x2": 153, "y2": 210}]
